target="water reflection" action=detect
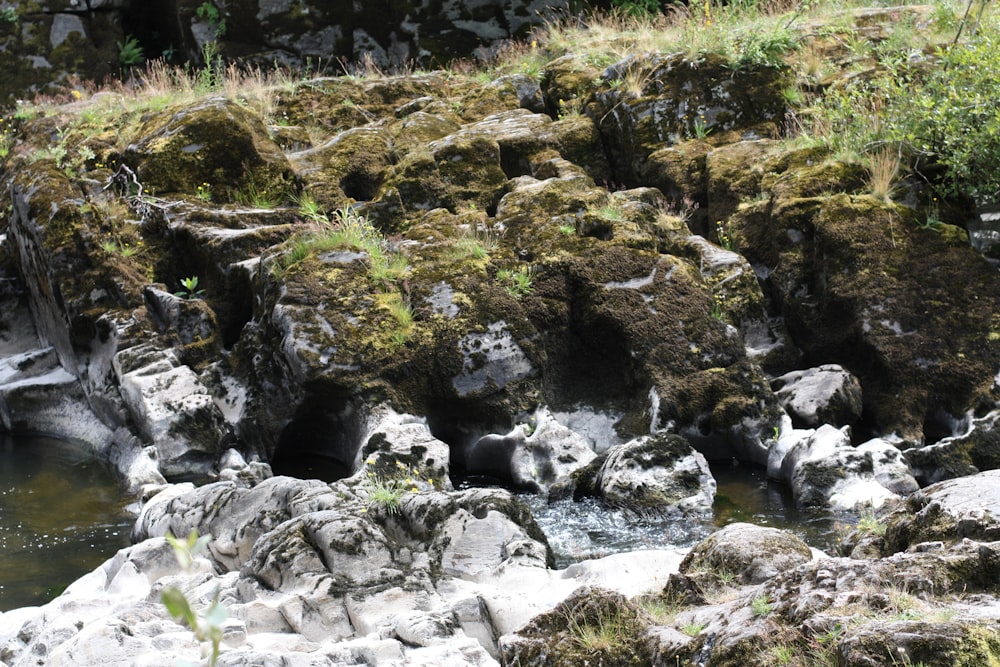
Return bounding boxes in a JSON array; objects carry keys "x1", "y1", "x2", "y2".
[{"x1": 0, "y1": 433, "x2": 133, "y2": 611}]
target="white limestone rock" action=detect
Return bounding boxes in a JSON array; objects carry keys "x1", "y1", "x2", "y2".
[{"x1": 596, "y1": 433, "x2": 716, "y2": 515}]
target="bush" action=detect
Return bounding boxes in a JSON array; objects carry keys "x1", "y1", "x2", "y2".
[{"x1": 811, "y1": 17, "x2": 1000, "y2": 205}]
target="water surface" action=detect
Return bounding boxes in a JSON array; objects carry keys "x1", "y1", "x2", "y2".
[
  {"x1": 523, "y1": 462, "x2": 849, "y2": 568},
  {"x1": 0, "y1": 433, "x2": 133, "y2": 611}
]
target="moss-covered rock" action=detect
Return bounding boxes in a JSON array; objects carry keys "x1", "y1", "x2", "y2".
[
  {"x1": 500, "y1": 587, "x2": 655, "y2": 667},
  {"x1": 679, "y1": 522, "x2": 814, "y2": 586},
  {"x1": 128, "y1": 97, "x2": 294, "y2": 201},
  {"x1": 591, "y1": 54, "x2": 790, "y2": 186},
  {"x1": 729, "y1": 172, "x2": 1000, "y2": 441}
]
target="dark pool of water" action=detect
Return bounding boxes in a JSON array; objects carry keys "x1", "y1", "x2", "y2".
[{"x1": 0, "y1": 433, "x2": 133, "y2": 611}]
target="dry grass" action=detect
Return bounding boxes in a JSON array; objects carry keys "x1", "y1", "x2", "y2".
[{"x1": 866, "y1": 146, "x2": 901, "y2": 203}]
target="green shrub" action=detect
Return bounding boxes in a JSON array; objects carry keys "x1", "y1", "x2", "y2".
[{"x1": 811, "y1": 16, "x2": 1000, "y2": 205}]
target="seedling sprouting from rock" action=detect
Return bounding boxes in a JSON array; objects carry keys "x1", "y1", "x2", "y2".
[
  {"x1": 176, "y1": 276, "x2": 206, "y2": 300},
  {"x1": 162, "y1": 529, "x2": 227, "y2": 667}
]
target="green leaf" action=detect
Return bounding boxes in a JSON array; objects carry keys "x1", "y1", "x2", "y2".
[{"x1": 162, "y1": 586, "x2": 198, "y2": 628}]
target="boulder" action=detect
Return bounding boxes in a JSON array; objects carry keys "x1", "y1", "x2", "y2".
[
  {"x1": 595, "y1": 433, "x2": 716, "y2": 515},
  {"x1": 772, "y1": 364, "x2": 864, "y2": 429},
  {"x1": 678, "y1": 522, "x2": 814, "y2": 586},
  {"x1": 499, "y1": 587, "x2": 655, "y2": 667},
  {"x1": 128, "y1": 97, "x2": 294, "y2": 202},
  {"x1": 775, "y1": 424, "x2": 915, "y2": 509},
  {"x1": 509, "y1": 407, "x2": 597, "y2": 494},
  {"x1": 113, "y1": 344, "x2": 228, "y2": 479}
]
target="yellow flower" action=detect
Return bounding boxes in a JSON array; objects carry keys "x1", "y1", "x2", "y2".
[{"x1": 71, "y1": 90, "x2": 82, "y2": 100}]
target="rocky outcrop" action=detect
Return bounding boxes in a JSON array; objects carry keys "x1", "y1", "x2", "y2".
[{"x1": 0, "y1": 473, "x2": 687, "y2": 666}]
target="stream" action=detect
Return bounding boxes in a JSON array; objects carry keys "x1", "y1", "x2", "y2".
[
  {"x1": 522, "y1": 462, "x2": 848, "y2": 568},
  {"x1": 0, "y1": 436, "x2": 850, "y2": 612},
  {"x1": 0, "y1": 433, "x2": 133, "y2": 612}
]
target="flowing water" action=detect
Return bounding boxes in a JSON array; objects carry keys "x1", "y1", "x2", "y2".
[
  {"x1": 523, "y1": 462, "x2": 849, "y2": 569},
  {"x1": 0, "y1": 433, "x2": 133, "y2": 611}
]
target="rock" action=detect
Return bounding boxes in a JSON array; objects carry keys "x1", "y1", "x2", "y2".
[
  {"x1": 358, "y1": 406, "x2": 453, "y2": 490},
  {"x1": 509, "y1": 407, "x2": 597, "y2": 494},
  {"x1": 592, "y1": 53, "x2": 789, "y2": 184},
  {"x1": 669, "y1": 539, "x2": 1000, "y2": 666},
  {"x1": 856, "y1": 438, "x2": 919, "y2": 496},
  {"x1": 678, "y1": 522, "x2": 814, "y2": 586},
  {"x1": 772, "y1": 364, "x2": 863, "y2": 428},
  {"x1": 878, "y1": 469, "x2": 1000, "y2": 554},
  {"x1": 113, "y1": 344, "x2": 228, "y2": 480},
  {"x1": 499, "y1": 587, "x2": 656, "y2": 667},
  {"x1": 128, "y1": 97, "x2": 293, "y2": 201},
  {"x1": 905, "y1": 409, "x2": 1000, "y2": 486},
  {"x1": 0, "y1": 350, "x2": 114, "y2": 447},
  {"x1": 595, "y1": 433, "x2": 716, "y2": 515},
  {"x1": 776, "y1": 424, "x2": 913, "y2": 509},
  {"x1": 837, "y1": 620, "x2": 1000, "y2": 667},
  {"x1": 730, "y1": 164, "x2": 1000, "y2": 442}
]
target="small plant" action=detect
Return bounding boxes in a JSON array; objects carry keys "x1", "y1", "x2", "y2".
[
  {"x1": 919, "y1": 205, "x2": 944, "y2": 232},
  {"x1": 295, "y1": 193, "x2": 327, "y2": 223},
  {"x1": 360, "y1": 457, "x2": 429, "y2": 515},
  {"x1": 806, "y1": 624, "x2": 844, "y2": 667},
  {"x1": 161, "y1": 530, "x2": 227, "y2": 667},
  {"x1": 637, "y1": 593, "x2": 685, "y2": 624},
  {"x1": 196, "y1": 1, "x2": 227, "y2": 39},
  {"x1": 856, "y1": 504, "x2": 887, "y2": 537},
  {"x1": 566, "y1": 606, "x2": 628, "y2": 653},
  {"x1": 496, "y1": 265, "x2": 535, "y2": 298},
  {"x1": 714, "y1": 569, "x2": 737, "y2": 587},
  {"x1": 378, "y1": 292, "x2": 414, "y2": 346},
  {"x1": 767, "y1": 643, "x2": 797, "y2": 665},
  {"x1": 558, "y1": 224, "x2": 576, "y2": 236},
  {"x1": 176, "y1": 276, "x2": 206, "y2": 300},
  {"x1": 711, "y1": 293, "x2": 727, "y2": 322},
  {"x1": 593, "y1": 202, "x2": 624, "y2": 221},
  {"x1": 195, "y1": 182, "x2": 212, "y2": 203},
  {"x1": 235, "y1": 180, "x2": 280, "y2": 209},
  {"x1": 1, "y1": 7, "x2": 17, "y2": 22},
  {"x1": 715, "y1": 220, "x2": 736, "y2": 251},
  {"x1": 867, "y1": 146, "x2": 901, "y2": 203},
  {"x1": 751, "y1": 594, "x2": 774, "y2": 618},
  {"x1": 692, "y1": 115, "x2": 712, "y2": 140},
  {"x1": 117, "y1": 35, "x2": 145, "y2": 68},
  {"x1": 557, "y1": 97, "x2": 585, "y2": 119},
  {"x1": 680, "y1": 621, "x2": 706, "y2": 637}
]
